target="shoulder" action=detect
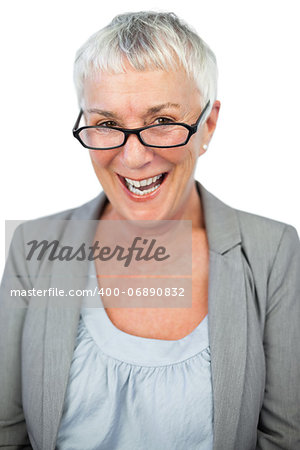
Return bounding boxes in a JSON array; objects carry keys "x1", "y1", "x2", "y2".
[
  {"x1": 234, "y1": 206, "x2": 299, "y2": 276},
  {"x1": 7, "y1": 193, "x2": 106, "y2": 267},
  {"x1": 235, "y1": 206, "x2": 299, "y2": 250},
  {"x1": 29, "y1": 193, "x2": 105, "y2": 222},
  {"x1": 15, "y1": 192, "x2": 105, "y2": 237},
  {"x1": 197, "y1": 181, "x2": 299, "y2": 262}
]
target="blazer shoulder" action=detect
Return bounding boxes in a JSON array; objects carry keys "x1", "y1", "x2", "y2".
[
  {"x1": 235, "y1": 207, "x2": 298, "y2": 241},
  {"x1": 7, "y1": 194, "x2": 105, "y2": 263},
  {"x1": 17, "y1": 193, "x2": 104, "y2": 234},
  {"x1": 29, "y1": 193, "x2": 104, "y2": 222},
  {"x1": 234, "y1": 207, "x2": 299, "y2": 272}
]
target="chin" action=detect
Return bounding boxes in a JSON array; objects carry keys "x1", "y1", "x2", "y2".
[{"x1": 124, "y1": 208, "x2": 165, "y2": 221}]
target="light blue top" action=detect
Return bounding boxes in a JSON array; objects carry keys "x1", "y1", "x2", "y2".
[{"x1": 56, "y1": 268, "x2": 214, "y2": 450}]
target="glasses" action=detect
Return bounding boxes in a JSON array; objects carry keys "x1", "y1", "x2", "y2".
[{"x1": 73, "y1": 100, "x2": 210, "y2": 150}]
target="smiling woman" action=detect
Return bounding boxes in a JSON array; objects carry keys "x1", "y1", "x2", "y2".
[{"x1": 0, "y1": 10, "x2": 300, "y2": 450}]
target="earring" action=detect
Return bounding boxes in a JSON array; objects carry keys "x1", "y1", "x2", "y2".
[{"x1": 203, "y1": 144, "x2": 208, "y2": 151}]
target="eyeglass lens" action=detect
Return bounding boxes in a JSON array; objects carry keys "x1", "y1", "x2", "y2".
[{"x1": 78, "y1": 124, "x2": 190, "y2": 149}]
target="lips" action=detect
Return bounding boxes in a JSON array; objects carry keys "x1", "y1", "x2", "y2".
[{"x1": 116, "y1": 172, "x2": 169, "y2": 201}]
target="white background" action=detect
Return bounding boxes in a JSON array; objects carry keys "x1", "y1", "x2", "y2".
[{"x1": 1, "y1": 0, "x2": 299, "y2": 275}]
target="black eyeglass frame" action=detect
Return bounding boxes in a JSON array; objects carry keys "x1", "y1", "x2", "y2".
[{"x1": 72, "y1": 100, "x2": 210, "y2": 150}]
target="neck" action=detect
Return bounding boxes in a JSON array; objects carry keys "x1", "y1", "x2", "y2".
[{"x1": 171, "y1": 179, "x2": 204, "y2": 230}]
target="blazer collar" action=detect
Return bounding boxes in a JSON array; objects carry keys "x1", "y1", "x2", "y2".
[
  {"x1": 195, "y1": 181, "x2": 242, "y2": 254},
  {"x1": 40, "y1": 180, "x2": 246, "y2": 450}
]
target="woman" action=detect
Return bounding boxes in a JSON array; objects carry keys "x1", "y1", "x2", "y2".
[{"x1": 0, "y1": 11, "x2": 299, "y2": 450}]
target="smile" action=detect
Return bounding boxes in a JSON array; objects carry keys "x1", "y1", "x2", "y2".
[
  {"x1": 125, "y1": 173, "x2": 163, "y2": 195},
  {"x1": 117, "y1": 172, "x2": 169, "y2": 199}
]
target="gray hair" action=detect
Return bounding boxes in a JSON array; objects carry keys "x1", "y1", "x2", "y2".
[{"x1": 74, "y1": 11, "x2": 218, "y2": 120}]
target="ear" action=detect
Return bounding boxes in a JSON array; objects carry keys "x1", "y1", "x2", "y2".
[{"x1": 204, "y1": 100, "x2": 221, "y2": 142}]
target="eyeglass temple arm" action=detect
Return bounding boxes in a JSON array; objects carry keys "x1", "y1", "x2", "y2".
[
  {"x1": 73, "y1": 109, "x2": 83, "y2": 132},
  {"x1": 192, "y1": 100, "x2": 211, "y2": 128}
]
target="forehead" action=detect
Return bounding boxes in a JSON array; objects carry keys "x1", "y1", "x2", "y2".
[{"x1": 82, "y1": 67, "x2": 201, "y2": 112}]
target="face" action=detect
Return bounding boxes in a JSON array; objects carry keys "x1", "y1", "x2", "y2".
[{"x1": 82, "y1": 64, "x2": 220, "y2": 222}]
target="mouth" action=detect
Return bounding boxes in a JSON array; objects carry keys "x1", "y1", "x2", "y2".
[{"x1": 116, "y1": 172, "x2": 169, "y2": 200}]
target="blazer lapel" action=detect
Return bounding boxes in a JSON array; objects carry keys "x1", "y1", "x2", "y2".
[
  {"x1": 42, "y1": 182, "x2": 247, "y2": 450},
  {"x1": 42, "y1": 194, "x2": 108, "y2": 450},
  {"x1": 197, "y1": 182, "x2": 248, "y2": 450}
]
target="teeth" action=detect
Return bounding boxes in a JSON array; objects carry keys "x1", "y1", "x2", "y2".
[
  {"x1": 125, "y1": 173, "x2": 163, "y2": 188},
  {"x1": 127, "y1": 183, "x2": 161, "y2": 195}
]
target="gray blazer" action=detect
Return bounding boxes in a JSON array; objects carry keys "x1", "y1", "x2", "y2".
[{"x1": 1, "y1": 180, "x2": 300, "y2": 450}]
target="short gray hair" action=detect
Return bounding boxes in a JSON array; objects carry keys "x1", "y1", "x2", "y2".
[{"x1": 74, "y1": 11, "x2": 218, "y2": 119}]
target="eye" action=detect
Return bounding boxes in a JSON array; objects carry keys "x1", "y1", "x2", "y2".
[
  {"x1": 154, "y1": 117, "x2": 174, "y2": 125},
  {"x1": 96, "y1": 120, "x2": 118, "y2": 127}
]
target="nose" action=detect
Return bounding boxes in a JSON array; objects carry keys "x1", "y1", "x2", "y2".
[{"x1": 120, "y1": 134, "x2": 154, "y2": 169}]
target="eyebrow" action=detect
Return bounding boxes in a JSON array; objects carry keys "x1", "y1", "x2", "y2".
[
  {"x1": 86, "y1": 103, "x2": 181, "y2": 118},
  {"x1": 86, "y1": 108, "x2": 117, "y2": 118},
  {"x1": 146, "y1": 103, "x2": 181, "y2": 115}
]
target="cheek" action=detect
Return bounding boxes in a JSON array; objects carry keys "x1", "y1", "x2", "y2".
[
  {"x1": 89, "y1": 150, "x2": 115, "y2": 169},
  {"x1": 155, "y1": 147, "x2": 195, "y2": 165},
  {"x1": 158, "y1": 144, "x2": 199, "y2": 168}
]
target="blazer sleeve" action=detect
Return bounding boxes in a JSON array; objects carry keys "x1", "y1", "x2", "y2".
[
  {"x1": 0, "y1": 224, "x2": 33, "y2": 449},
  {"x1": 256, "y1": 224, "x2": 300, "y2": 449}
]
